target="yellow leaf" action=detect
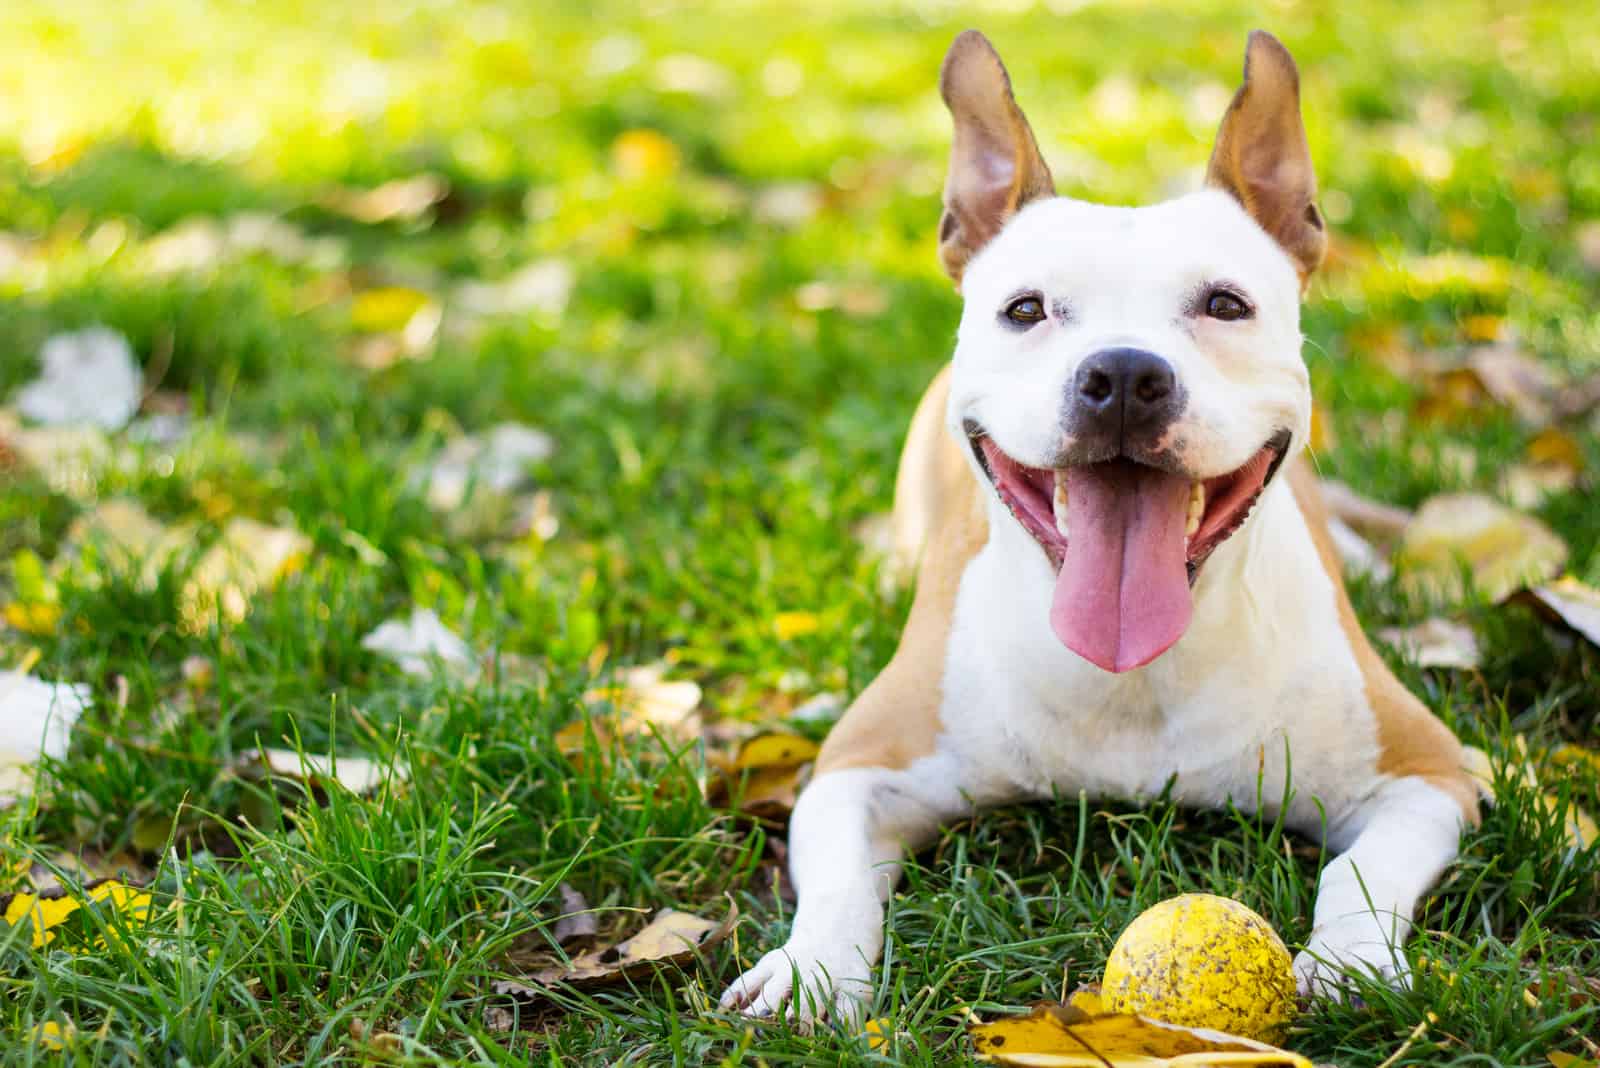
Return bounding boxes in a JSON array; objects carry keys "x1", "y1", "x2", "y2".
[
  {"x1": 864, "y1": 1017, "x2": 893, "y2": 1051},
  {"x1": 3, "y1": 601, "x2": 61, "y2": 636},
  {"x1": 1067, "y1": 987, "x2": 1105, "y2": 1016},
  {"x1": 1526, "y1": 428, "x2": 1585, "y2": 472},
  {"x1": 611, "y1": 129, "x2": 681, "y2": 182},
  {"x1": 2, "y1": 878, "x2": 152, "y2": 948},
  {"x1": 733, "y1": 733, "x2": 820, "y2": 770},
  {"x1": 773, "y1": 611, "x2": 821, "y2": 640},
  {"x1": 1462, "y1": 314, "x2": 1506, "y2": 342},
  {"x1": 969, "y1": 1003, "x2": 1313, "y2": 1066},
  {"x1": 1307, "y1": 403, "x2": 1335, "y2": 453},
  {"x1": 1549, "y1": 1053, "x2": 1598, "y2": 1068},
  {"x1": 350, "y1": 286, "x2": 433, "y2": 333},
  {"x1": 27, "y1": 1020, "x2": 73, "y2": 1051},
  {"x1": 1397, "y1": 493, "x2": 1567, "y2": 602}
]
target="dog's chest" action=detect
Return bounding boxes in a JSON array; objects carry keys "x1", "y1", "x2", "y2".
[{"x1": 939, "y1": 485, "x2": 1383, "y2": 833}]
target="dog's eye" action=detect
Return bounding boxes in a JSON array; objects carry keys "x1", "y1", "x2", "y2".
[
  {"x1": 1003, "y1": 296, "x2": 1046, "y2": 327},
  {"x1": 1204, "y1": 290, "x2": 1252, "y2": 321}
]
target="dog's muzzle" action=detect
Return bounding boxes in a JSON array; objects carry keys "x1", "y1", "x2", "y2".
[{"x1": 1060, "y1": 347, "x2": 1185, "y2": 467}]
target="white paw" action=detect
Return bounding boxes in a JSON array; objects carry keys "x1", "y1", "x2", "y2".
[
  {"x1": 718, "y1": 939, "x2": 873, "y2": 1028},
  {"x1": 1294, "y1": 919, "x2": 1412, "y2": 999}
]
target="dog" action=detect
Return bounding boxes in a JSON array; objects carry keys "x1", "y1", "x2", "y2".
[{"x1": 719, "y1": 29, "x2": 1480, "y2": 1024}]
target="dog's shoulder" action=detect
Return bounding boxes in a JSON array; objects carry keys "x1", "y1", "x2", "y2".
[
  {"x1": 817, "y1": 367, "x2": 986, "y2": 776},
  {"x1": 1287, "y1": 462, "x2": 1479, "y2": 823}
]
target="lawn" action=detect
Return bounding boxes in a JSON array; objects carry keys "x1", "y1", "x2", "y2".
[{"x1": 2, "y1": 0, "x2": 1599, "y2": 1064}]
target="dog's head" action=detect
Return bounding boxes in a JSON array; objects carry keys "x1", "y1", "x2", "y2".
[{"x1": 939, "y1": 30, "x2": 1326, "y2": 674}]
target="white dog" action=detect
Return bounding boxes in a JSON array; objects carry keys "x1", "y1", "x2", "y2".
[{"x1": 720, "y1": 29, "x2": 1479, "y2": 1024}]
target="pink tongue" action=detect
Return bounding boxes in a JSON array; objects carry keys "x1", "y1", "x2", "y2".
[{"x1": 1051, "y1": 461, "x2": 1194, "y2": 673}]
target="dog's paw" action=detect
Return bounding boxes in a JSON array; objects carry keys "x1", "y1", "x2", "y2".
[
  {"x1": 718, "y1": 940, "x2": 872, "y2": 1029},
  {"x1": 1294, "y1": 921, "x2": 1411, "y2": 1000}
]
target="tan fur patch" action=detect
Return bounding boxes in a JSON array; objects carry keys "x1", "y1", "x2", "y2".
[
  {"x1": 817, "y1": 367, "x2": 985, "y2": 774},
  {"x1": 1288, "y1": 462, "x2": 1480, "y2": 823}
]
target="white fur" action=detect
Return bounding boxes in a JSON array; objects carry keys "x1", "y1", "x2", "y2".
[{"x1": 721, "y1": 190, "x2": 1467, "y2": 1023}]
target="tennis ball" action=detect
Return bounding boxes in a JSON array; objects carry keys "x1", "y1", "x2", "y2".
[{"x1": 1101, "y1": 893, "x2": 1298, "y2": 1043}]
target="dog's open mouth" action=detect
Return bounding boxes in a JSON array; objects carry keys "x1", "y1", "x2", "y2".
[{"x1": 968, "y1": 426, "x2": 1290, "y2": 674}]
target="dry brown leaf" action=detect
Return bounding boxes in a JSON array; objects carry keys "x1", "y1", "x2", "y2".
[
  {"x1": 1505, "y1": 576, "x2": 1600, "y2": 648},
  {"x1": 496, "y1": 905, "x2": 734, "y2": 992},
  {"x1": 1397, "y1": 493, "x2": 1566, "y2": 602},
  {"x1": 707, "y1": 731, "x2": 820, "y2": 820},
  {"x1": 969, "y1": 1002, "x2": 1313, "y2": 1066},
  {"x1": 1316, "y1": 480, "x2": 1413, "y2": 542},
  {"x1": 552, "y1": 883, "x2": 597, "y2": 948},
  {"x1": 322, "y1": 174, "x2": 448, "y2": 224},
  {"x1": 1377, "y1": 618, "x2": 1481, "y2": 670},
  {"x1": 1467, "y1": 343, "x2": 1559, "y2": 426}
]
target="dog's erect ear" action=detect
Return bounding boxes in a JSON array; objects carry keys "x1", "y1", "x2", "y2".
[
  {"x1": 938, "y1": 31, "x2": 1055, "y2": 285},
  {"x1": 1206, "y1": 31, "x2": 1326, "y2": 282}
]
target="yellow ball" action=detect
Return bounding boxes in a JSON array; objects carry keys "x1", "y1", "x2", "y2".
[{"x1": 1101, "y1": 893, "x2": 1298, "y2": 1043}]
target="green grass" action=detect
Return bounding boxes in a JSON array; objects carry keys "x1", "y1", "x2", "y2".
[{"x1": 2, "y1": 0, "x2": 1599, "y2": 1063}]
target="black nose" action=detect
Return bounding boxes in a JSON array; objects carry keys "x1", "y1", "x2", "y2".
[{"x1": 1069, "y1": 347, "x2": 1180, "y2": 447}]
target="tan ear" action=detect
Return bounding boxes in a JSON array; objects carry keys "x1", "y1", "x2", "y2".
[
  {"x1": 938, "y1": 31, "x2": 1055, "y2": 285},
  {"x1": 1206, "y1": 31, "x2": 1327, "y2": 282}
]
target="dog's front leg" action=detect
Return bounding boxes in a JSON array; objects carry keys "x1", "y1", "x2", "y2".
[
  {"x1": 1295, "y1": 777, "x2": 1468, "y2": 996},
  {"x1": 719, "y1": 765, "x2": 955, "y2": 1026}
]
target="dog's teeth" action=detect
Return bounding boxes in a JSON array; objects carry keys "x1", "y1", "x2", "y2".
[
  {"x1": 1053, "y1": 470, "x2": 1069, "y2": 538},
  {"x1": 1185, "y1": 483, "x2": 1204, "y2": 538}
]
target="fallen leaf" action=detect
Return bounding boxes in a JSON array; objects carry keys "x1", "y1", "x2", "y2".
[
  {"x1": 773, "y1": 611, "x2": 821, "y2": 640},
  {"x1": 361, "y1": 608, "x2": 476, "y2": 678},
  {"x1": 1377, "y1": 618, "x2": 1481, "y2": 670},
  {"x1": 26, "y1": 1020, "x2": 73, "y2": 1051},
  {"x1": 1526, "y1": 427, "x2": 1586, "y2": 472},
  {"x1": 789, "y1": 691, "x2": 846, "y2": 725},
  {"x1": 453, "y1": 259, "x2": 575, "y2": 319},
  {"x1": 181, "y1": 517, "x2": 311, "y2": 629},
  {"x1": 1460, "y1": 742, "x2": 1597, "y2": 851},
  {"x1": 753, "y1": 182, "x2": 823, "y2": 227},
  {"x1": 553, "y1": 883, "x2": 597, "y2": 947},
  {"x1": 864, "y1": 1017, "x2": 893, "y2": 1051},
  {"x1": 0, "y1": 670, "x2": 90, "y2": 807},
  {"x1": 1505, "y1": 576, "x2": 1600, "y2": 648},
  {"x1": 583, "y1": 662, "x2": 702, "y2": 740},
  {"x1": 2, "y1": 418, "x2": 110, "y2": 501},
  {"x1": 611, "y1": 129, "x2": 681, "y2": 182},
  {"x1": 1316, "y1": 480, "x2": 1413, "y2": 542},
  {"x1": 706, "y1": 731, "x2": 819, "y2": 820},
  {"x1": 1467, "y1": 343, "x2": 1559, "y2": 426},
  {"x1": 732, "y1": 733, "x2": 821, "y2": 770},
  {"x1": 241, "y1": 747, "x2": 407, "y2": 796},
  {"x1": 1501, "y1": 463, "x2": 1579, "y2": 510},
  {"x1": 969, "y1": 1003, "x2": 1313, "y2": 1067},
  {"x1": 1397, "y1": 493, "x2": 1567, "y2": 602},
  {"x1": 4, "y1": 548, "x2": 61, "y2": 635},
  {"x1": 497, "y1": 905, "x2": 734, "y2": 993},
  {"x1": 1, "y1": 878, "x2": 153, "y2": 949},
  {"x1": 1548, "y1": 1053, "x2": 1598, "y2": 1068},
  {"x1": 412, "y1": 423, "x2": 554, "y2": 514},
  {"x1": 1326, "y1": 516, "x2": 1393, "y2": 581},
  {"x1": 15, "y1": 327, "x2": 142, "y2": 431},
  {"x1": 351, "y1": 286, "x2": 434, "y2": 334},
  {"x1": 322, "y1": 174, "x2": 448, "y2": 224}
]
